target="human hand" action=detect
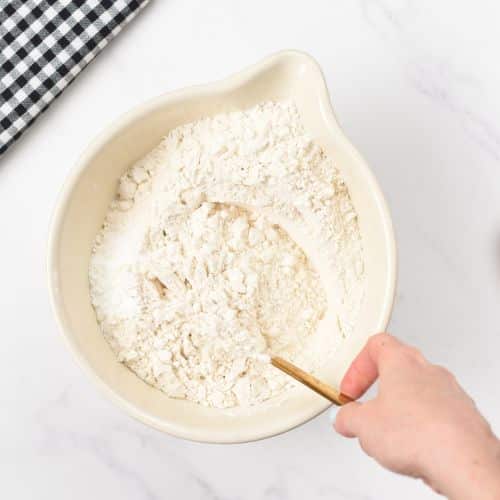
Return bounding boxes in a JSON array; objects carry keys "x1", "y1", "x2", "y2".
[{"x1": 333, "y1": 334, "x2": 500, "y2": 499}]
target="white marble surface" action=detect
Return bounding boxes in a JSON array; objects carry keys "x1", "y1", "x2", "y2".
[{"x1": 2, "y1": 1, "x2": 500, "y2": 498}]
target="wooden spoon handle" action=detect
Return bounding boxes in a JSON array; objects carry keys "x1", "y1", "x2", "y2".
[{"x1": 271, "y1": 356, "x2": 352, "y2": 406}]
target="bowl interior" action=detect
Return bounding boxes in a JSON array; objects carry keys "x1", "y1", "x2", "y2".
[{"x1": 49, "y1": 51, "x2": 396, "y2": 443}]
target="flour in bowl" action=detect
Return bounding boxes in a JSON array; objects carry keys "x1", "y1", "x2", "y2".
[{"x1": 89, "y1": 101, "x2": 365, "y2": 409}]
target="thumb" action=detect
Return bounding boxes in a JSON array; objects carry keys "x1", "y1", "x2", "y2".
[{"x1": 333, "y1": 401, "x2": 365, "y2": 438}]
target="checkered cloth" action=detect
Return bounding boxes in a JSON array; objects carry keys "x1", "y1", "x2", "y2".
[{"x1": 0, "y1": 0, "x2": 150, "y2": 156}]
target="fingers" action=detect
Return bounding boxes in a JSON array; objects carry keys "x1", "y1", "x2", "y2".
[
  {"x1": 340, "y1": 333, "x2": 402, "y2": 398},
  {"x1": 334, "y1": 401, "x2": 364, "y2": 438},
  {"x1": 340, "y1": 352, "x2": 378, "y2": 399}
]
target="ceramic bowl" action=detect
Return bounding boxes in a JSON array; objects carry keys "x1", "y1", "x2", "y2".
[{"x1": 48, "y1": 50, "x2": 397, "y2": 443}]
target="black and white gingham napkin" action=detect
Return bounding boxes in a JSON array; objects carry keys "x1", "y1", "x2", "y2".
[{"x1": 0, "y1": 0, "x2": 150, "y2": 156}]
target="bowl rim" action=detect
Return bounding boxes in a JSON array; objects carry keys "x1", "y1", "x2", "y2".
[{"x1": 47, "y1": 49, "x2": 398, "y2": 443}]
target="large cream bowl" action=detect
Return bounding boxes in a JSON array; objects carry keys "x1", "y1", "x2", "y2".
[{"x1": 48, "y1": 51, "x2": 397, "y2": 443}]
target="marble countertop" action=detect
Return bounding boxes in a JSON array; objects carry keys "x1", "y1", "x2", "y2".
[{"x1": 2, "y1": 1, "x2": 500, "y2": 499}]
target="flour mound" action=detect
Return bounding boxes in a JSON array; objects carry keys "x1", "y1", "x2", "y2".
[{"x1": 89, "y1": 101, "x2": 364, "y2": 409}]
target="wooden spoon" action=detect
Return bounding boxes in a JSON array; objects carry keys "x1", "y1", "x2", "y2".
[{"x1": 270, "y1": 355, "x2": 352, "y2": 406}]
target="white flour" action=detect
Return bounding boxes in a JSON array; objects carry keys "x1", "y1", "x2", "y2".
[{"x1": 89, "y1": 101, "x2": 365, "y2": 409}]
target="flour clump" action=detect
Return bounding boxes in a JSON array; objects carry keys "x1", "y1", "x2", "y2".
[{"x1": 89, "y1": 101, "x2": 365, "y2": 409}]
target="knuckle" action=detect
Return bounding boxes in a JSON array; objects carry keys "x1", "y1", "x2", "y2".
[
  {"x1": 368, "y1": 333, "x2": 394, "y2": 356},
  {"x1": 432, "y1": 364, "x2": 456, "y2": 382},
  {"x1": 402, "y1": 346, "x2": 425, "y2": 363},
  {"x1": 369, "y1": 332, "x2": 391, "y2": 346}
]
